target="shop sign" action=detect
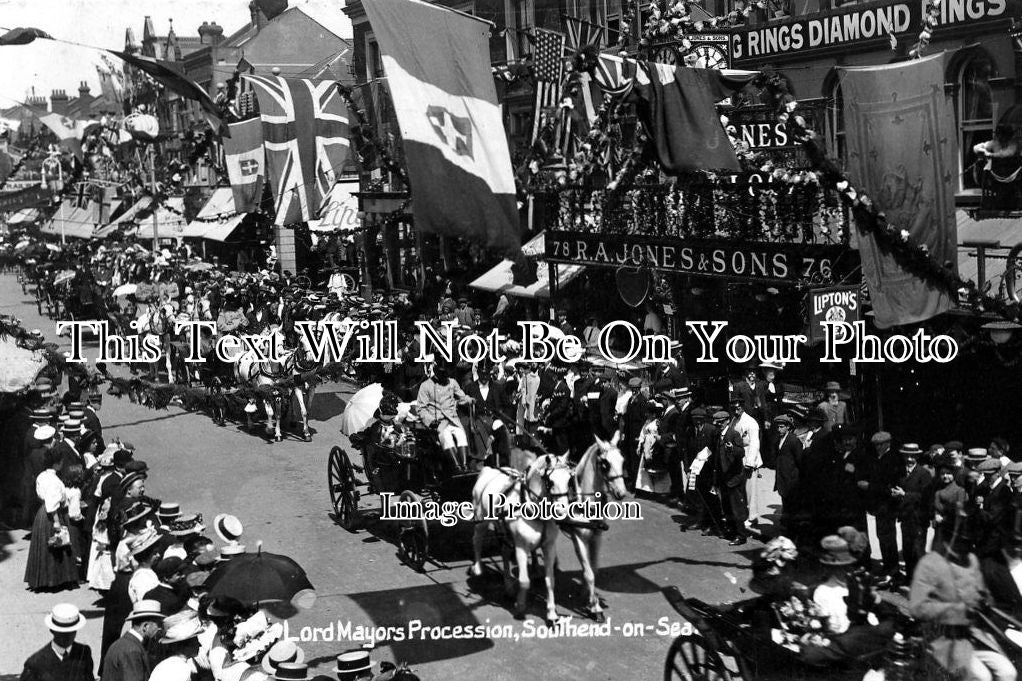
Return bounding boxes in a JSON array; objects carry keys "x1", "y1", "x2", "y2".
[
  {"x1": 0, "y1": 186, "x2": 48, "y2": 212},
  {"x1": 732, "y1": 0, "x2": 1010, "y2": 64},
  {"x1": 544, "y1": 231, "x2": 853, "y2": 283},
  {"x1": 724, "y1": 105, "x2": 825, "y2": 169},
  {"x1": 808, "y1": 285, "x2": 861, "y2": 343}
]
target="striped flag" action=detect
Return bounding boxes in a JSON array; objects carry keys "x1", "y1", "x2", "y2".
[
  {"x1": 223, "y1": 118, "x2": 265, "y2": 213},
  {"x1": 593, "y1": 52, "x2": 636, "y2": 98},
  {"x1": 243, "y1": 75, "x2": 351, "y2": 225},
  {"x1": 531, "y1": 29, "x2": 565, "y2": 145},
  {"x1": 564, "y1": 15, "x2": 604, "y2": 52}
]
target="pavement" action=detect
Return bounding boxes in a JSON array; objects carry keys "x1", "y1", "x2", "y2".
[{"x1": 0, "y1": 271, "x2": 782, "y2": 681}]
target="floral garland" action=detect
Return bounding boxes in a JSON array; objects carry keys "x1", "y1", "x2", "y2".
[
  {"x1": 910, "y1": 0, "x2": 944, "y2": 57},
  {"x1": 640, "y1": 0, "x2": 779, "y2": 50},
  {"x1": 334, "y1": 81, "x2": 410, "y2": 190}
]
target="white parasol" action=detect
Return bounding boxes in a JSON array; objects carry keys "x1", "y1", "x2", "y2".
[
  {"x1": 112, "y1": 283, "x2": 138, "y2": 297},
  {"x1": 339, "y1": 383, "x2": 383, "y2": 435},
  {"x1": 0, "y1": 338, "x2": 46, "y2": 393},
  {"x1": 53, "y1": 270, "x2": 76, "y2": 286}
]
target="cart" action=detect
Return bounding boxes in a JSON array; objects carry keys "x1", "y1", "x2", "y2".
[
  {"x1": 328, "y1": 423, "x2": 480, "y2": 572},
  {"x1": 658, "y1": 586, "x2": 946, "y2": 681}
]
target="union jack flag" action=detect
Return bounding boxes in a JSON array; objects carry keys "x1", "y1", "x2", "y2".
[{"x1": 243, "y1": 74, "x2": 351, "y2": 225}]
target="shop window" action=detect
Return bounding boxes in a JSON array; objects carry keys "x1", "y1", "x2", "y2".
[
  {"x1": 826, "y1": 83, "x2": 845, "y2": 169},
  {"x1": 958, "y1": 53, "x2": 996, "y2": 192}
]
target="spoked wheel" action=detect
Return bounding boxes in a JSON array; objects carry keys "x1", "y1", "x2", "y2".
[
  {"x1": 397, "y1": 490, "x2": 429, "y2": 572},
  {"x1": 664, "y1": 635, "x2": 740, "y2": 681},
  {"x1": 328, "y1": 446, "x2": 360, "y2": 531}
]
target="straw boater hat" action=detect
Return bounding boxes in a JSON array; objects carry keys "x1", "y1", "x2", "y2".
[
  {"x1": 218, "y1": 542, "x2": 246, "y2": 561},
  {"x1": 262, "y1": 640, "x2": 307, "y2": 674},
  {"x1": 45, "y1": 603, "x2": 87, "y2": 632},
  {"x1": 33, "y1": 425, "x2": 56, "y2": 442},
  {"x1": 125, "y1": 599, "x2": 165, "y2": 622},
  {"x1": 214, "y1": 514, "x2": 243, "y2": 543},
  {"x1": 334, "y1": 649, "x2": 373, "y2": 675},
  {"x1": 272, "y1": 662, "x2": 311, "y2": 680},
  {"x1": 157, "y1": 503, "x2": 182, "y2": 523}
]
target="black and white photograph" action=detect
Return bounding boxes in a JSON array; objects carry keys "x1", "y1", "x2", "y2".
[{"x1": 0, "y1": 0, "x2": 1020, "y2": 678}]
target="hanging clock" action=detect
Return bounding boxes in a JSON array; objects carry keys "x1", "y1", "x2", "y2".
[{"x1": 690, "y1": 43, "x2": 729, "y2": 69}]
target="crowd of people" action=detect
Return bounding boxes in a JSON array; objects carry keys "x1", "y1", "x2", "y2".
[{"x1": 7, "y1": 373, "x2": 413, "y2": 681}]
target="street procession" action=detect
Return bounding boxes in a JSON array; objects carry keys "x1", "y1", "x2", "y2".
[{"x1": 2, "y1": 0, "x2": 1022, "y2": 679}]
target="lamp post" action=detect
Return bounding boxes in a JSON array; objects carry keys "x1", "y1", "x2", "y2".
[{"x1": 149, "y1": 146, "x2": 159, "y2": 251}]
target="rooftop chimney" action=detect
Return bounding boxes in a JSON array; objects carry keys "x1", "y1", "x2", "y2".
[{"x1": 50, "y1": 89, "x2": 69, "y2": 115}]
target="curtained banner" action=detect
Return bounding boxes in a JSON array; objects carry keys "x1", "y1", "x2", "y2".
[
  {"x1": 362, "y1": 0, "x2": 520, "y2": 260},
  {"x1": 840, "y1": 53, "x2": 958, "y2": 329}
]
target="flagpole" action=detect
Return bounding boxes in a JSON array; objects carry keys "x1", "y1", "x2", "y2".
[
  {"x1": 150, "y1": 147, "x2": 159, "y2": 250},
  {"x1": 59, "y1": 162, "x2": 65, "y2": 245}
]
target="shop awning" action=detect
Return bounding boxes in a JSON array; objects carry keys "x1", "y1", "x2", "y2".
[
  {"x1": 956, "y1": 209, "x2": 1022, "y2": 286},
  {"x1": 200, "y1": 214, "x2": 246, "y2": 242},
  {"x1": 469, "y1": 232, "x2": 585, "y2": 298},
  {"x1": 7, "y1": 208, "x2": 39, "y2": 225},
  {"x1": 130, "y1": 197, "x2": 188, "y2": 240},
  {"x1": 39, "y1": 201, "x2": 97, "y2": 240},
  {"x1": 183, "y1": 187, "x2": 248, "y2": 240},
  {"x1": 308, "y1": 180, "x2": 360, "y2": 233}
]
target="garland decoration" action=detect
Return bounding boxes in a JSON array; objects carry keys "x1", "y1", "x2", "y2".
[
  {"x1": 334, "y1": 81, "x2": 410, "y2": 190},
  {"x1": 0, "y1": 137, "x2": 43, "y2": 192}
]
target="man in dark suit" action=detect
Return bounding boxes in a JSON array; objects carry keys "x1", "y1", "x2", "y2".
[
  {"x1": 730, "y1": 368, "x2": 762, "y2": 423},
  {"x1": 893, "y1": 443, "x2": 933, "y2": 582},
  {"x1": 101, "y1": 599, "x2": 164, "y2": 681},
  {"x1": 860, "y1": 432, "x2": 903, "y2": 585},
  {"x1": 82, "y1": 395, "x2": 104, "y2": 452},
  {"x1": 651, "y1": 360, "x2": 686, "y2": 395},
  {"x1": 772, "y1": 414, "x2": 803, "y2": 534},
  {"x1": 463, "y1": 365, "x2": 507, "y2": 418},
  {"x1": 715, "y1": 410, "x2": 748, "y2": 546},
  {"x1": 21, "y1": 604, "x2": 94, "y2": 681},
  {"x1": 659, "y1": 387, "x2": 693, "y2": 505},
  {"x1": 622, "y1": 378, "x2": 649, "y2": 484},
  {"x1": 974, "y1": 458, "x2": 1013, "y2": 559},
  {"x1": 688, "y1": 408, "x2": 723, "y2": 534}
]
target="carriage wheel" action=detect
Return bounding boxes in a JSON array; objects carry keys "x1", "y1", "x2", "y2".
[
  {"x1": 328, "y1": 446, "x2": 360, "y2": 531},
  {"x1": 663, "y1": 635, "x2": 740, "y2": 681},
  {"x1": 397, "y1": 490, "x2": 429, "y2": 572}
]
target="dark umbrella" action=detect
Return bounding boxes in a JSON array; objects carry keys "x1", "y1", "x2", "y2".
[{"x1": 205, "y1": 546, "x2": 316, "y2": 611}]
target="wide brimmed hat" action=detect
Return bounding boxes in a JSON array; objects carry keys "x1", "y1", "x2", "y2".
[
  {"x1": 261, "y1": 640, "x2": 307, "y2": 674},
  {"x1": 122, "y1": 501, "x2": 154, "y2": 527},
  {"x1": 125, "y1": 599, "x2": 165, "y2": 622},
  {"x1": 214, "y1": 514, "x2": 243, "y2": 543},
  {"x1": 818, "y1": 535, "x2": 855, "y2": 566},
  {"x1": 334, "y1": 649, "x2": 372, "y2": 674},
  {"x1": 129, "y1": 528, "x2": 162, "y2": 556},
  {"x1": 119, "y1": 471, "x2": 147, "y2": 492},
  {"x1": 45, "y1": 603, "x2": 87, "y2": 632},
  {"x1": 168, "y1": 513, "x2": 205, "y2": 537},
  {"x1": 33, "y1": 425, "x2": 56, "y2": 441},
  {"x1": 159, "y1": 610, "x2": 203, "y2": 644},
  {"x1": 113, "y1": 448, "x2": 133, "y2": 467}
]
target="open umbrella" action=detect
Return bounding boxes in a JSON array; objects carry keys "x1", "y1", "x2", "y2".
[
  {"x1": 205, "y1": 547, "x2": 315, "y2": 610},
  {"x1": 339, "y1": 382, "x2": 383, "y2": 435},
  {"x1": 112, "y1": 283, "x2": 138, "y2": 297},
  {"x1": 45, "y1": 243, "x2": 61, "y2": 252},
  {"x1": 53, "y1": 270, "x2": 76, "y2": 286}
]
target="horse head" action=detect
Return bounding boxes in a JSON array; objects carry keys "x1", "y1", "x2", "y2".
[
  {"x1": 526, "y1": 453, "x2": 573, "y2": 518},
  {"x1": 592, "y1": 432, "x2": 629, "y2": 501}
]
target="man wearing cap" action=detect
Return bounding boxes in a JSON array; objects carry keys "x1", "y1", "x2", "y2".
[
  {"x1": 687, "y1": 408, "x2": 723, "y2": 534},
  {"x1": 102, "y1": 599, "x2": 164, "y2": 681},
  {"x1": 730, "y1": 368, "x2": 763, "y2": 424},
  {"x1": 622, "y1": 377, "x2": 649, "y2": 484},
  {"x1": 860, "y1": 432, "x2": 901, "y2": 584},
  {"x1": 975, "y1": 457, "x2": 1012, "y2": 559},
  {"x1": 772, "y1": 414, "x2": 803, "y2": 534},
  {"x1": 21, "y1": 603, "x2": 94, "y2": 681},
  {"x1": 727, "y1": 398, "x2": 762, "y2": 525},
  {"x1": 417, "y1": 361, "x2": 475, "y2": 474},
  {"x1": 716, "y1": 409, "x2": 749, "y2": 545},
  {"x1": 932, "y1": 454, "x2": 969, "y2": 554},
  {"x1": 659, "y1": 387, "x2": 693, "y2": 505},
  {"x1": 817, "y1": 381, "x2": 849, "y2": 433}
]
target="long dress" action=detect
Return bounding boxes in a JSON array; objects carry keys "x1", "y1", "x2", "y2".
[
  {"x1": 24, "y1": 468, "x2": 79, "y2": 590},
  {"x1": 87, "y1": 496, "x2": 115, "y2": 590}
]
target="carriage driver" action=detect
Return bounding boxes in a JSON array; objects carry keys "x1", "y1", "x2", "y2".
[{"x1": 416, "y1": 359, "x2": 475, "y2": 474}]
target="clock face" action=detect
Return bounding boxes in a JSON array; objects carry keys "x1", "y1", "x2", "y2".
[{"x1": 691, "y1": 44, "x2": 729, "y2": 69}]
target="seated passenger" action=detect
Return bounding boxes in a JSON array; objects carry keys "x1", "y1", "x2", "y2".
[{"x1": 800, "y1": 534, "x2": 895, "y2": 667}]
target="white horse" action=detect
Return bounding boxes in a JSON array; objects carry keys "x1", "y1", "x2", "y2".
[
  {"x1": 469, "y1": 453, "x2": 572, "y2": 624},
  {"x1": 136, "y1": 301, "x2": 175, "y2": 383},
  {"x1": 560, "y1": 434, "x2": 629, "y2": 622},
  {"x1": 233, "y1": 325, "x2": 326, "y2": 442}
]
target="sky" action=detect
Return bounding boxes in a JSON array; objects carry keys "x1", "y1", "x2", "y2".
[{"x1": 0, "y1": 0, "x2": 352, "y2": 108}]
